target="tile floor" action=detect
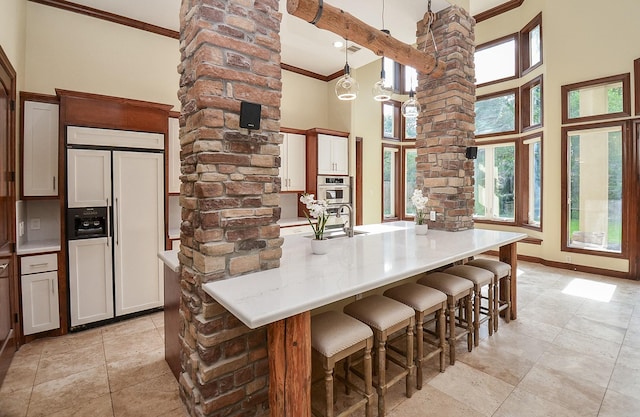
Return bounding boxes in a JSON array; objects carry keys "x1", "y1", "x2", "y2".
[{"x1": 1, "y1": 260, "x2": 640, "y2": 416}]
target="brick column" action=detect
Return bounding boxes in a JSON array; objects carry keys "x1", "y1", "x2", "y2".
[
  {"x1": 178, "y1": 1, "x2": 283, "y2": 415},
  {"x1": 415, "y1": 6, "x2": 476, "y2": 231}
]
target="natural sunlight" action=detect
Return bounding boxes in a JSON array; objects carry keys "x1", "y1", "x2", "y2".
[{"x1": 562, "y1": 278, "x2": 616, "y2": 302}]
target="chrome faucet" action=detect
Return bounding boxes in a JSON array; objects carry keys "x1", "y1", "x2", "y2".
[{"x1": 337, "y1": 204, "x2": 354, "y2": 237}]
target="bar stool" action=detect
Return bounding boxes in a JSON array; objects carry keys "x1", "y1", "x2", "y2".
[
  {"x1": 466, "y1": 258, "x2": 511, "y2": 332},
  {"x1": 445, "y1": 264, "x2": 495, "y2": 347},
  {"x1": 311, "y1": 311, "x2": 374, "y2": 417},
  {"x1": 417, "y1": 272, "x2": 473, "y2": 365},
  {"x1": 344, "y1": 295, "x2": 415, "y2": 417},
  {"x1": 383, "y1": 283, "x2": 447, "y2": 390}
]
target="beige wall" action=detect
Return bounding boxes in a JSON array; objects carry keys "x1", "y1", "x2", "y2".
[
  {"x1": 0, "y1": 0, "x2": 26, "y2": 89},
  {"x1": 281, "y1": 70, "x2": 329, "y2": 129},
  {"x1": 475, "y1": 0, "x2": 640, "y2": 272},
  {"x1": 24, "y1": 2, "x2": 180, "y2": 109}
]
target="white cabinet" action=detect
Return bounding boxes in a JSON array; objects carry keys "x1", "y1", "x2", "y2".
[
  {"x1": 20, "y1": 253, "x2": 59, "y2": 335},
  {"x1": 67, "y1": 149, "x2": 111, "y2": 208},
  {"x1": 68, "y1": 238, "x2": 113, "y2": 327},
  {"x1": 113, "y1": 151, "x2": 164, "y2": 316},
  {"x1": 168, "y1": 117, "x2": 181, "y2": 194},
  {"x1": 23, "y1": 101, "x2": 59, "y2": 196},
  {"x1": 317, "y1": 134, "x2": 348, "y2": 175},
  {"x1": 280, "y1": 133, "x2": 306, "y2": 191}
]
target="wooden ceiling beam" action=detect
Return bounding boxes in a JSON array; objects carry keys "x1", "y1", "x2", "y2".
[{"x1": 286, "y1": 0, "x2": 445, "y2": 78}]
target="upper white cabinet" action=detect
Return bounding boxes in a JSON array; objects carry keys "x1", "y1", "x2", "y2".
[
  {"x1": 280, "y1": 132, "x2": 306, "y2": 192},
  {"x1": 23, "y1": 101, "x2": 59, "y2": 197},
  {"x1": 67, "y1": 149, "x2": 111, "y2": 208},
  {"x1": 168, "y1": 117, "x2": 180, "y2": 194},
  {"x1": 317, "y1": 134, "x2": 348, "y2": 175}
]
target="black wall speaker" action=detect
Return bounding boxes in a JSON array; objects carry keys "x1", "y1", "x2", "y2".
[
  {"x1": 465, "y1": 146, "x2": 478, "y2": 159},
  {"x1": 240, "y1": 101, "x2": 261, "y2": 130}
]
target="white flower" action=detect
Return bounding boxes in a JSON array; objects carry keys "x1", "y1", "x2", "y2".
[
  {"x1": 411, "y1": 189, "x2": 428, "y2": 225},
  {"x1": 300, "y1": 193, "x2": 329, "y2": 239}
]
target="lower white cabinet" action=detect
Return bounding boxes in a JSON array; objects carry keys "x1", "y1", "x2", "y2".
[{"x1": 20, "y1": 254, "x2": 60, "y2": 335}]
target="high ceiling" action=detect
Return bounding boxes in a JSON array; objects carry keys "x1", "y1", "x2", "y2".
[{"x1": 63, "y1": 0, "x2": 512, "y2": 77}]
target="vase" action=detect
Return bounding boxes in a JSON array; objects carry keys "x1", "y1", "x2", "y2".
[
  {"x1": 310, "y1": 238, "x2": 330, "y2": 255},
  {"x1": 415, "y1": 224, "x2": 428, "y2": 235}
]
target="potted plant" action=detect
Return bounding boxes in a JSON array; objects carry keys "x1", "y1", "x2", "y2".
[
  {"x1": 300, "y1": 193, "x2": 330, "y2": 254},
  {"x1": 411, "y1": 189, "x2": 429, "y2": 235}
]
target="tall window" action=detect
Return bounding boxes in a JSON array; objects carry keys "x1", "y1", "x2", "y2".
[
  {"x1": 404, "y1": 149, "x2": 417, "y2": 217},
  {"x1": 521, "y1": 76, "x2": 543, "y2": 131},
  {"x1": 522, "y1": 136, "x2": 542, "y2": 227},
  {"x1": 520, "y1": 13, "x2": 543, "y2": 75},
  {"x1": 563, "y1": 124, "x2": 624, "y2": 254},
  {"x1": 383, "y1": 146, "x2": 399, "y2": 219},
  {"x1": 474, "y1": 143, "x2": 516, "y2": 222}
]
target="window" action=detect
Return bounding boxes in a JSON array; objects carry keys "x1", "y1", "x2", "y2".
[
  {"x1": 520, "y1": 135, "x2": 542, "y2": 227},
  {"x1": 383, "y1": 58, "x2": 418, "y2": 94},
  {"x1": 521, "y1": 75, "x2": 543, "y2": 131},
  {"x1": 404, "y1": 66, "x2": 418, "y2": 93},
  {"x1": 562, "y1": 123, "x2": 625, "y2": 255},
  {"x1": 520, "y1": 13, "x2": 542, "y2": 75},
  {"x1": 475, "y1": 34, "x2": 518, "y2": 86},
  {"x1": 475, "y1": 89, "x2": 519, "y2": 137},
  {"x1": 474, "y1": 142, "x2": 516, "y2": 222},
  {"x1": 383, "y1": 146, "x2": 399, "y2": 219},
  {"x1": 635, "y1": 58, "x2": 640, "y2": 116},
  {"x1": 383, "y1": 101, "x2": 400, "y2": 139},
  {"x1": 561, "y1": 73, "x2": 631, "y2": 124},
  {"x1": 404, "y1": 148, "x2": 417, "y2": 217}
]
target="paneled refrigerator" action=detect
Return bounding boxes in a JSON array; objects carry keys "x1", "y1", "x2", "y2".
[{"x1": 66, "y1": 127, "x2": 164, "y2": 328}]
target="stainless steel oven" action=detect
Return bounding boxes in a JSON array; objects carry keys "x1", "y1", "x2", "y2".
[{"x1": 317, "y1": 175, "x2": 351, "y2": 205}]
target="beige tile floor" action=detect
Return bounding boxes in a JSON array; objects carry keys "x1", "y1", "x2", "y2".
[{"x1": 2, "y1": 260, "x2": 640, "y2": 416}]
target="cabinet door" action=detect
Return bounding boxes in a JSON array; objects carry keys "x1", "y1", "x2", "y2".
[
  {"x1": 21, "y1": 271, "x2": 59, "y2": 335},
  {"x1": 317, "y1": 134, "x2": 334, "y2": 175},
  {"x1": 68, "y1": 238, "x2": 113, "y2": 327},
  {"x1": 286, "y1": 133, "x2": 306, "y2": 191},
  {"x1": 67, "y1": 149, "x2": 111, "y2": 208},
  {"x1": 168, "y1": 118, "x2": 181, "y2": 194},
  {"x1": 332, "y1": 136, "x2": 349, "y2": 175},
  {"x1": 113, "y1": 151, "x2": 164, "y2": 316},
  {"x1": 23, "y1": 101, "x2": 59, "y2": 196}
]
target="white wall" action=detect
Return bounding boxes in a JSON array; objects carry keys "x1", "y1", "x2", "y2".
[{"x1": 0, "y1": 0, "x2": 26, "y2": 87}]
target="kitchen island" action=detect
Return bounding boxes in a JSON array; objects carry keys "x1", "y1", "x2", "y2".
[{"x1": 202, "y1": 221, "x2": 526, "y2": 417}]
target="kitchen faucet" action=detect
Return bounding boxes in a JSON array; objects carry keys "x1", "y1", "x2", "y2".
[{"x1": 337, "y1": 204, "x2": 354, "y2": 237}]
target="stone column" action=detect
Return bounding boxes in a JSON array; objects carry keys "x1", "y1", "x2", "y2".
[
  {"x1": 177, "y1": 0, "x2": 283, "y2": 415},
  {"x1": 415, "y1": 6, "x2": 476, "y2": 231}
]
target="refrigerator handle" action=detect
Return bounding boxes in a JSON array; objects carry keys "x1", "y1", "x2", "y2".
[
  {"x1": 115, "y1": 198, "x2": 120, "y2": 246},
  {"x1": 106, "y1": 198, "x2": 110, "y2": 247}
]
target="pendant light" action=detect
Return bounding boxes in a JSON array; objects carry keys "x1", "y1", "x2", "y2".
[
  {"x1": 372, "y1": 1, "x2": 392, "y2": 101},
  {"x1": 335, "y1": 39, "x2": 359, "y2": 101},
  {"x1": 401, "y1": 88, "x2": 421, "y2": 118}
]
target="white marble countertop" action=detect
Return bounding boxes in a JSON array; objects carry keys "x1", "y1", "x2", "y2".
[
  {"x1": 17, "y1": 239, "x2": 61, "y2": 256},
  {"x1": 158, "y1": 249, "x2": 180, "y2": 272},
  {"x1": 203, "y1": 222, "x2": 527, "y2": 329}
]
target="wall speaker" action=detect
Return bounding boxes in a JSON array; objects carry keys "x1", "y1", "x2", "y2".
[
  {"x1": 465, "y1": 146, "x2": 478, "y2": 159},
  {"x1": 240, "y1": 101, "x2": 261, "y2": 130}
]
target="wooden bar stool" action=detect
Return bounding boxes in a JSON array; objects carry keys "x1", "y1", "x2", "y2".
[
  {"x1": 417, "y1": 272, "x2": 473, "y2": 365},
  {"x1": 344, "y1": 295, "x2": 415, "y2": 417},
  {"x1": 466, "y1": 258, "x2": 511, "y2": 332},
  {"x1": 311, "y1": 311, "x2": 374, "y2": 417},
  {"x1": 383, "y1": 283, "x2": 447, "y2": 390},
  {"x1": 445, "y1": 264, "x2": 495, "y2": 347}
]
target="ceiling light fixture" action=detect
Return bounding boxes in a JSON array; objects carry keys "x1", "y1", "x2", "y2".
[
  {"x1": 372, "y1": 0, "x2": 392, "y2": 102},
  {"x1": 333, "y1": 40, "x2": 344, "y2": 48},
  {"x1": 335, "y1": 39, "x2": 359, "y2": 101}
]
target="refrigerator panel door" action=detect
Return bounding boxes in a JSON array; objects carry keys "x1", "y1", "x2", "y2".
[
  {"x1": 113, "y1": 151, "x2": 164, "y2": 316},
  {"x1": 67, "y1": 149, "x2": 111, "y2": 208},
  {"x1": 68, "y1": 237, "x2": 114, "y2": 327}
]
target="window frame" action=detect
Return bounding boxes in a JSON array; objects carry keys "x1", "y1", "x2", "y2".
[
  {"x1": 634, "y1": 58, "x2": 640, "y2": 116},
  {"x1": 561, "y1": 73, "x2": 631, "y2": 125},
  {"x1": 520, "y1": 13, "x2": 543, "y2": 76},
  {"x1": 475, "y1": 88, "x2": 520, "y2": 138},
  {"x1": 560, "y1": 120, "x2": 630, "y2": 259},
  {"x1": 475, "y1": 33, "x2": 520, "y2": 88},
  {"x1": 517, "y1": 133, "x2": 543, "y2": 230},
  {"x1": 521, "y1": 75, "x2": 543, "y2": 132},
  {"x1": 382, "y1": 100, "x2": 402, "y2": 140},
  {"x1": 382, "y1": 144, "x2": 401, "y2": 221}
]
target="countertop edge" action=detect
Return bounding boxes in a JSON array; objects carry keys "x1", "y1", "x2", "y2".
[{"x1": 158, "y1": 250, "x2": 180, "y2": 272}]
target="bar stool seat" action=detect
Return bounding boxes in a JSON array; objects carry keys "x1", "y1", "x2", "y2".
[
  {"x1": 384, "y1": 283, "x2": 447, "y2": 390},
  {"x1": 344, "y1": 295, "x2": 415, "y2": 417},
  {"x1": 417, "y1": 272, "x2": 473, "y2": 365},
  {"x1": 466, "y1": 258, "x2": 511, "y2": 332},
  {"x1": 445, "y1": 264, "x2": 495, "y2": 346},
  {"x1": 311, "y1": 310, "x2": 374, "y2": 417}
]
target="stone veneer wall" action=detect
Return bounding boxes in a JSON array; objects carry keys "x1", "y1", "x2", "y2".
[
  {"x1": 415, "y1": 6, "x2": 476, "y2": 231},
  {"x1": 177, "y1": 0, "x2": 283, "y2": 415}
]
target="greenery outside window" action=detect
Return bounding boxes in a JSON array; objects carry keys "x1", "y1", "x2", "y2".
[
  {"x1": 520, "y1": 135, "x2": 542, "y2": 228},
  {"x1": 404, "y1": 148, "x2": 417, "y2": 218},
  {"x1": 561, "y1": 73, "x2": 630, "y2": 124},
  {"x1": 562, "y1": 123, "x2": 626, "y2": 256},
  {"x1": 474, "y1": 142, "x2": 516, "y2": 223},
  {"x1": 383, "y1": 146, "x2": 399, "y2": 219},
  {"x1": 521, "y1": 75, "x2": 543, "y2": 131},
  {"x1": 475, "y1": 34, "x2": 518, "y2": 86},
  {"x1": 475, "y1": 89, "x2": 519, "y2": 137},
  {"x1": 520, "y1": 13, "x2": 543, "y2": 75},
  {"x1": 383, "y1": 100, "x2": 400, "y2": 139}
]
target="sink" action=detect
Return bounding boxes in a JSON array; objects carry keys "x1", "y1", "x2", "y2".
[{"x1": 303, "y1": 230, "x2": 369, "y2": 239}]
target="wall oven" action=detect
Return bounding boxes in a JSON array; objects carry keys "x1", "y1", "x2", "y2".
[{"x1": 317, "y1": 175, "x2": 351, "y2": 205}]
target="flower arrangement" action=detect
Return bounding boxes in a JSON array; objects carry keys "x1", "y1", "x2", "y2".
[
  {"x1": 300, "y1": 193, "x2": 329, "y2": 240},
  {"x1": 411, "y1": 189, "x2": 428, "y2": 225}
]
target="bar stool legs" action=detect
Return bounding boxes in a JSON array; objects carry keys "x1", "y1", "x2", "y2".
[{"x1": 466, "y1": 258, "x2": 512, "y2": 332}]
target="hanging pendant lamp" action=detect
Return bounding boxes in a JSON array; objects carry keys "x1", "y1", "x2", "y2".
[
  {"x1": 401, "y1": 89, "x2": 421, "y2": 118},
  {"x1": 372, "y1": 5, "x2": 392, "y2": 103},
  {"x1": 335, "y1": 39, "x2": 359, "y2": 101}
]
